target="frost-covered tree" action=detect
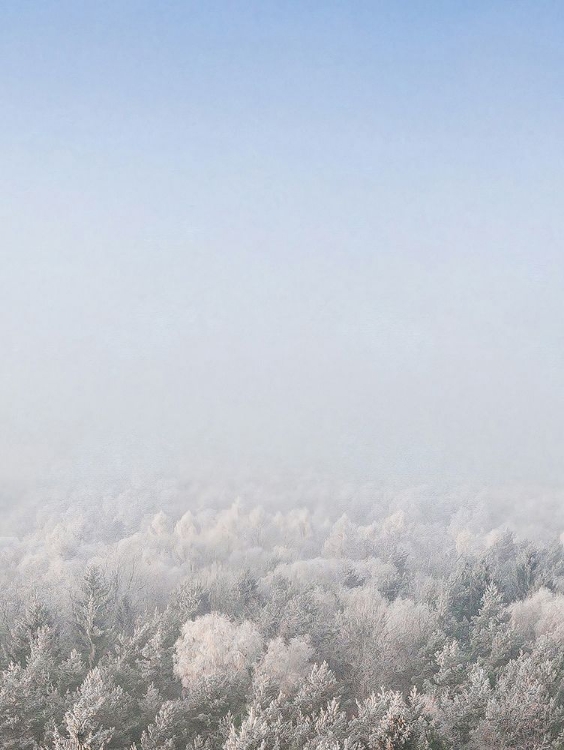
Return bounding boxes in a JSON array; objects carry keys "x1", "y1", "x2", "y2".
[
  {"x1": 56, "y1": 667, "x2": 132, "y2": 750},
  {"x1": 253, "y1": 636, "x2": 313, "y2": 699},
  {"x1": 72, "y1": 568, "x2": 117, "y2": 669},
  {"x1": 0, "y1": 626, "x2": 64, "y2": 748},
  {"x1": 174, "y1": 613, "x2": 263, "y2": 692}
]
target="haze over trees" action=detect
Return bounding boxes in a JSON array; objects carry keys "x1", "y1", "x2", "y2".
[{"x1": 1, "y1": 479, "x2": 564, "y2": 749}]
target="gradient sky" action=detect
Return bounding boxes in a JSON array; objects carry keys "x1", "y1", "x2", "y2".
[{"x1": 1, "y1": 2, "x2": 564, "y2": 488}]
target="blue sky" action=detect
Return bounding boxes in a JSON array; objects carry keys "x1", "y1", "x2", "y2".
[{"x1": 1, "y1": 2, "x2": 564, "y2": 487}]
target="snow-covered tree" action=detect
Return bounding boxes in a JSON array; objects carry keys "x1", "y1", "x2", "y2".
[
  {"x1": 174, "y1": 613, "x2": 263, "y2": 692},
  {"x1": 72, "y1": 568, "x2": 117, "y2": 669}
]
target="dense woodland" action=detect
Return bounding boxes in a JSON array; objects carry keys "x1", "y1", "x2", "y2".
[{"x1": 2, "y1": 480, "x2": 564, "y2": 749}]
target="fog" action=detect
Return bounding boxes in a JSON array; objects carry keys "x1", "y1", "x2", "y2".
[{"x1": 2, "y1": 2, "x2": 564, "y2": 499}]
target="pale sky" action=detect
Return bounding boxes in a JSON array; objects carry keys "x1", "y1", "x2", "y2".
[{"x1": 1, "y1": 2, "x2": 564, "y2": 488}]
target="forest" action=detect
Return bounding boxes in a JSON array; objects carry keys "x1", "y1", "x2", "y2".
[
  {"x1": 1, "y1": 480, "x2": 564, "y2": 749},
  {"x1": 2, "y1": 0, "x2": 563, "y2": 747}
]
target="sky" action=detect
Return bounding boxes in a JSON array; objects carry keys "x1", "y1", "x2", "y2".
[{"x1": 1, "y1": 2, "x2": 564, "y2": 490}]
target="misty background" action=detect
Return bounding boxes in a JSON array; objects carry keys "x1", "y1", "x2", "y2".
[{"x1": 1, "y1": 2, "x2": 564, "y2": 500}]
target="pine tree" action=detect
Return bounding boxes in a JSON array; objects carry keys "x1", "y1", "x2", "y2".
[{"x1": 72, "y1": 567, "x2": 117, "y2": 669}]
